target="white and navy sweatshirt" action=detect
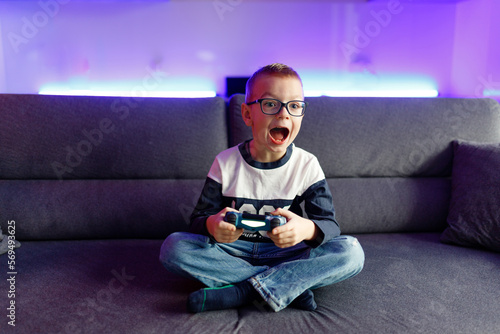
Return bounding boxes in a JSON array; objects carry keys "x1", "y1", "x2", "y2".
[{"x1": 189, "y1": 140, "x2": 341, "y2": 247}]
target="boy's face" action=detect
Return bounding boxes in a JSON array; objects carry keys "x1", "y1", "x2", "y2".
[{"x1": 241, "y1": 74, "x2": 304, "y2": 163}]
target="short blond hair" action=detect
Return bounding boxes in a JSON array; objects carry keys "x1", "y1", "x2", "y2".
[{"x1": 245, "y1": 63, "x2": 302, "y2": 103}]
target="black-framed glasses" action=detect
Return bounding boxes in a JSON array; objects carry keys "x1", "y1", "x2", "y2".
[{"x1": 247, "y1": 98, "x2": 307, "y2": 117}]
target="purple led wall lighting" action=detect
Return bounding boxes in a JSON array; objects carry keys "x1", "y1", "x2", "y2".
[{"x1": 0, "y1": 0, "x2": 498, "y2": 99}]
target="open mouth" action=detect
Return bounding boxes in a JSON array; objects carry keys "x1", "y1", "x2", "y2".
[{"x1": 270, "y1": 127, "x2": 290, "y2": 144}]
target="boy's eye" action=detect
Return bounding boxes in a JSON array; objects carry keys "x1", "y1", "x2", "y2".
[
  {"x1": 263, "y1": 101, "x2": 278, "y2": 108},
  {"x1": 289, "y1": 102, "x2": 301, "y2": 109}
]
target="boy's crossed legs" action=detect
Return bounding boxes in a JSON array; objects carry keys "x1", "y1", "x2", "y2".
[{"x1": 159, "y1": 232, "x2": 364, "y2": 312}]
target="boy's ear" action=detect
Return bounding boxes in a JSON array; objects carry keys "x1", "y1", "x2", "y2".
[{"x1": 241, "y1": 102, "x2": 253, "y2": 127}]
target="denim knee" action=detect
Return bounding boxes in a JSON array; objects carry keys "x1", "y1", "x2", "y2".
[
  {"x1": 159, "y1": 232, "x2": 212, "y2": 268},
  {"x1": 324, "y1": 235, "x2": 365, "y2": 275},
  {"x1": 341, "y1": 236, "x2": 364, "y2": 275},
  {"x1": 159, "y1": 232, "x2": 191, "y2": 267}
]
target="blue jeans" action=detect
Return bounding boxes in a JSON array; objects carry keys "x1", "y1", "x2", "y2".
[{"x1": 159, "y1": 232, "x2": 364, "y2": 312}]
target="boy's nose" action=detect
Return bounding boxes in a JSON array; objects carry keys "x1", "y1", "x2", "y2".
[{"x1": 275, "y1": 105, "x2": 289, "y2": 119}]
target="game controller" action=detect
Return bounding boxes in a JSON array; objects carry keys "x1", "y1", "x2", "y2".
[{"x1": 224, "y1": 212, "x2": 286, "y2": 231}]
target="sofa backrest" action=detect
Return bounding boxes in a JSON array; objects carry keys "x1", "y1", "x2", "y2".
[
  {"x1": 2, "y1": 93, "x2": 500, "y2": 239},
  {"x1": 0, "y1": 94, "x2": 227, "y2": 180},
  {"x1": 0, "y1": 94, "x2": 227, "y2": 240},
  {"x1": 228, "y1": 94, "x2": 500, "y2": 234}
]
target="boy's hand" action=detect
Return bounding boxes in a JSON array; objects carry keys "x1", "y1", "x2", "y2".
[
  {"x1": 206, "y1": 208, "x2": 243, "y2": 243},
  {"x1": 267, "y1": 208, "x2": 318, "y2": 248}
]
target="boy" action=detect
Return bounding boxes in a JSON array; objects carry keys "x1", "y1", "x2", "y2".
[{"x1": 160, "y1": 63, "x2": 364, "y2": 313}]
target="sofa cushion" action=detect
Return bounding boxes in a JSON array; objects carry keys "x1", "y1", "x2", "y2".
[
  {"x1": 330, "y1": 177, "x2": 450, "y2": 234},
  {"x1": 10, "y1": 234, "x2": 500, "y2": 333},
  {"x1": 0, "y1": 94, "x2": 227, "y2": 180},
  {"x1": 0, "y1": 94, "x2": 229, "y2": 240},
  {"x1": 441, "y1": 141, "x2": 500, "y2": 252}
]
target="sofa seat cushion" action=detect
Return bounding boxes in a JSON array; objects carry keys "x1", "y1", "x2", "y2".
[
  {"x1": 10, "y1": 234, "x2": 500, "y2": 333},
  {"x1": 441, "y1": 141, "x2": 500, "y2": 252}
]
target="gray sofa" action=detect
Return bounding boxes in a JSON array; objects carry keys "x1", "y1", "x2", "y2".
[{"x1": 1, "y1": 93, "x2": 499, "y2": 334}]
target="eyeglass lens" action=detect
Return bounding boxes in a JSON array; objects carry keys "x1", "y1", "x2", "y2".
[{"x1": 261, "y1": 99, "x2": 305, "y2": 116}]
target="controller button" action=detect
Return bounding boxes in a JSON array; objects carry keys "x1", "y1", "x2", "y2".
[
  {"x1": 270, "y1": 218, "x2": 281, "y2": 227},
  {"x1": 226, "y1": 213, "x2": 237, "y2": 223}
]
